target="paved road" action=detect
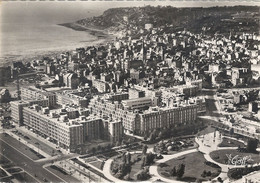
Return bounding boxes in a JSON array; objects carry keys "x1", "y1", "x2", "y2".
[{"x1": 0, "y1": 134, "x2": 64, "y2": 182}]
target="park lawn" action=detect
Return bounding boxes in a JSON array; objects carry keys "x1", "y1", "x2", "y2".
[
  {"x1": 0, "y1": 168, "x2": 8, "y2": 178},
  {"x1": 89, "y1": 160, "x2": 104, "y2": 170},
  {"x1": 46, "y1": 165, "x2": 80, "y2": 183},
  {"x1": 6, "y1": 167, "x2": 23, "y2": 174},
  {"x1": 158, "y1": 152, "x2": 221, "y2": 182},
  {"x1": 12, "y1": 172, "x2": 37, "y2": 182},
  {"x1": 210, "y1": 149, "x2": 260, "y2": 165},
  {"x1": 129, "y1": 154, "x2": 144, "y2": 179},
  {"x1": 218, "y1": 137, "x2": 245, "y2": 148}
]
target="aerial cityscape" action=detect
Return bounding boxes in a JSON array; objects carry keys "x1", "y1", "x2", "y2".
[{"x1": 1, "y1": 1, "x2": 260, "y2": 183}]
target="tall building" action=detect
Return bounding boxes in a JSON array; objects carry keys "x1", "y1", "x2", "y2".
[
  {"x1": 23, "y1": 105, "x2": 84, "y2": 152},
  {"x1": 89, "y1": 95, "x2": 201, "y2": 135},
  {"x1": 92, "y1": 79, "x2": 110, "y2": 93},
  {"x1": 121, "y1": 97, "x2": 152, "y2": 110},
  {"x1": 10, "y1": 99, "x2": 48, "y2": 126},
  {"x1": 138, "y1": 104, "x2": 198, "y2": 134},
  {"x1": 128, "y1": 88, "x2": 145, "y2": 99},
  {"x1": 21, "y1": 86, "x2": 56, "y2": 107},
  {"x1": 63, "y1": 73, "x2": 79, "y2": 89},
  {"x1": 56, "y1": 90, "x2": 90, "y2": 108}
]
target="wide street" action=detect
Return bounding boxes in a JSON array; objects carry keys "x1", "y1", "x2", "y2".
[{"x1": 0, "y1": 133, "x2": 69, "y2": 182}]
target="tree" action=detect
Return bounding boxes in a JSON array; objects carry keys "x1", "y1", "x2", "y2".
[
  {"x1": 176, "y1": 163, "x2": 185, "y2": 179},
  {"x1": 149, "y1": 130, "x2": 157, "y2": 142},
  {"x1": 247, "y1": 138, "x2": 258, "y2": 153},
  {"x1": 171, "y1": 166, "x2": 177, "y2": 176},
  {"x1": 145, "y1": 152, "x2": 155, "y2": 166},
  {"x1": 229, "y1": 128, "x2": 234, "y2": 136},
  {"x1": 97, "y1": 145, "x2": 101, "y2": 151},
  {"x1": 122, "y1": 153, "x2": 127, "y2": 164},
  {"x1": 91, "y1": 147, "x2": 96, "y2": 154},
  {"x1": 127, "y1": 153, "x2": 131, "y2": 164},
  {"x1": 142, "y1": 145, "x2": 148, "y2": 155},
  {"x1": 123, "y1": 173, "x2": 131, "y2": 181},
  {"x1": 217, "y1": 177, "x2": 223, "y2": 183},
  {"x1": 135, "y1": 168, "x2": 150, "y2": 181}
]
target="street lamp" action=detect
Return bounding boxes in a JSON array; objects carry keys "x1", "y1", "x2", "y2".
[{"x1": 35, "y1": 142, "x2": 40, "y2": 154}]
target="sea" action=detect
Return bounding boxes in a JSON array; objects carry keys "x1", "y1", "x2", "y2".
[{"x1": 0, "y1": 2, "x2": 106, "y2": 66}]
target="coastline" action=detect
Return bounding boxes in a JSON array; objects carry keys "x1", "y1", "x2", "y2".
[
  {"x1": 58, "y1": 22, "x2": 108, "y2": 38},
  {"x1": 0, "y1": 24, "x2": 115, "y2": 67}
]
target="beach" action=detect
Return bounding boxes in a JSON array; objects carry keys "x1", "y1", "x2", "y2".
[{"x1": 0, "y1": 24, "x2": 115, "y2": 67}]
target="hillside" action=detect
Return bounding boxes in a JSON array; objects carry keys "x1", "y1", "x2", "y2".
[{"x1": 62, "y1": 5, "x2": 260, "y2": 35}]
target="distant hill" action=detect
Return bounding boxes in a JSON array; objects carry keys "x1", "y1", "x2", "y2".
[{"x1": 63, "y1": 5, "x2": 260, "y2": 35}]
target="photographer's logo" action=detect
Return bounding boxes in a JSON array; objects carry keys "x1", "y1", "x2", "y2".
[{"x1": 226, "y1": 154, "x2": 254, "y2": 166}]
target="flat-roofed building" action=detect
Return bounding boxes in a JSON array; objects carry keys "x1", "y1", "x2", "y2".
[
  {"x1": 10, "y1": 99, "x2": 48, "y2": 126},
  {"x1": 89, "y1": 96, "x2": 138, "y2": 133},
  {"x1": 56, "y1": 90, "x2": 89, "y2": 108},
  {"x1": 103, "y1": 119, "x2": 123, "y2": 143},
  {"x1": 21, "y1": 86, "x2": 56, "y2": 107},
  {"x1": 121, "y1": 97, "x2": 152, "y2": 110},
  {"x1": 128, "y1": 88, "x2": 145, "y2": 99},
  {"x1": 63, "y1": 73, "x2": 79, "y2": 89},
  {"x1": 23, "y1": 105, "x2": 84, "y2": 152},
  {"x1": 78, "y1": 116, "x2": 103, "y2": 141},
  {"x1": 139, "y1": 103, "x2": 198, "y2": 133},
  {"x1": 92, "y1": 79, "x2": 110, "y2": 93},
  {"x1": 105, "y1": 92, "x2": 129, "y2": 102}
]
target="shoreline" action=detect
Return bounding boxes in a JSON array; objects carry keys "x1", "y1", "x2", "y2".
[
  {"x1": 0, "y1": 24, "x2": 116, "y2": 67},
  {"x1": 58, "y1": 22, "x2": 108, "y2": 38}
]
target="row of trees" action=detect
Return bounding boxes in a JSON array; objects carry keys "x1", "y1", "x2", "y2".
[
  {"x1": 228, "y1": 165, "x2": 260, "y2": 180},
  {"x1": 111, "y1": 145, "x2": 156, "y2": 181},
  {"x1": 111, "y1": 152, "x2": 132, "y2": 180},
  {"x1": 170, "y1": 163, "x2": 185, "y2": 179},
  {"x1": 144, "y1": 122, "x2": 205, "y2": 143}
]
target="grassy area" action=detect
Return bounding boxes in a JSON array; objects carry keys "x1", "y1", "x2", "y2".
[
  {"x1": 228, "y1": 165, "x2": 260, "y2": 180},
  {"x1": 210, "y1": 149, "x2": 260, "y2": 165},
  {"x1": 112, "y1": 153, "x2": 144, "y2": 180},
  {"x1": 46, "y1": 165, "x2": 80, "y2": 183},
  {"x1": 0, "y1": 133, "x2": 44, "y2": 160},
  {"x1": 13, "y1": 129, "x2": 59, "y2": 156},
  {"x1": 0, "y1": 168, "x2": 8, "y2": 178},
  {"x1": 89, "y1": 160, "x2": 104, "y2": 170},
  {"x1": 111, "y1": 153, "x2": 152, "y2": 181},
  {"x1": 6, "y1": 167, "x2": 22, "y2": 174},
  {"x1": 129, "y1": 154, "x2": 144, "y2": 179},
  {"x1": 218, "y1": 137, "x2": 245, "y2": 148},
  {"x1": 158, "y1": 152, "x2": 221, "y2": 182},
  {"x1": 0, "y1": 155, "x2": 11, "y2": 165},
  {"x1": 12, "y1": 172, "x2": 37, "y2": 182}
]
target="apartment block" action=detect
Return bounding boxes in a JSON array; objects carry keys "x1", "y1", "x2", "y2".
[
  {"x1": 138, "y1": 104, "x2": 198, "y2": 133},
  {"x1": 121, "y1": 97, "x2": 152, "y2": 110},
  {"x1": 56, "y1": 90, "x2": 89, "y2": 108},
  {"x1": 10, "y1": 99, "x2": 48, "y2": 126},
  {"x1": 21, "y1": 86, "x2": 56, "y2": 107},
  {"x1": 23, "y1": 105, "x2": 84, "y2": 152}
]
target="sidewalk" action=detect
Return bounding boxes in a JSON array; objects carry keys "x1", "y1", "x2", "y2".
[{"x1": 18, "y1": 126, "x2": 69, "y2": 155}]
